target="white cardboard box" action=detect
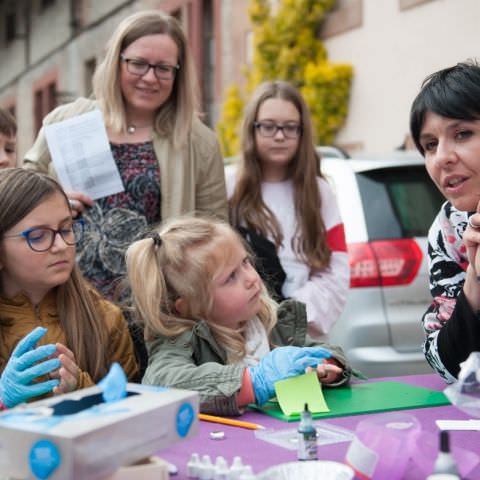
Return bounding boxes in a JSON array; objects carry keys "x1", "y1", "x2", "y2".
[{"x1": 0, "y1": 384, "x2": 198, "y2": 479}]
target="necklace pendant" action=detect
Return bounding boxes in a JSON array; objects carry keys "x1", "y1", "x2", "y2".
[{"x1": 127, "y1": 125, "x2": 136, "y2": 134}]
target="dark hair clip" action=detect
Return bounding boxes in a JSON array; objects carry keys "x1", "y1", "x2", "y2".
[{"x1": 152, "y1": 232, "x2": 162, "y2": 248}]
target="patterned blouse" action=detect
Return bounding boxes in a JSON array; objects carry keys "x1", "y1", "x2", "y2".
[
  {"x1": 75, "y1": 141, "x2": 161, "y2": 299},
  {"x1": 422, "y1": 201, "x2": 480, "y2": 382}
]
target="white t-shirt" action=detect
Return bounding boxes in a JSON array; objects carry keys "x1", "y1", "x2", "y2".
[{"x1": 225, "y1": 166, "x2": 349, "y2": 339}]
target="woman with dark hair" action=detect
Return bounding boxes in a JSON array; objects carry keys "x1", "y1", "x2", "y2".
[{"x1": 410, "y1": 60, "x2": 480, "y2": 381}]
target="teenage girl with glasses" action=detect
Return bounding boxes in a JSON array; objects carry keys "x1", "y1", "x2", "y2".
[
  {"x1": 0, "y1": 169, "x2": 137, "y2": 410},
  {"x1": 226, "y1": 81, "x2": 349, "y2": 341}
]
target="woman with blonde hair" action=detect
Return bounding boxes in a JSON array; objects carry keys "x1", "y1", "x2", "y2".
[
  {"x1": 24, "y1": 10, "x2": 227, "y2": 373},
  {"x1": 126, "y1": 215, "x2": 352, "y2": 416},
  {"x1": 0, "y1": 169, "x2": 137, "y2": 409},
  {"x1": 24, "y1": 10, "x2": 227, "y2": 300},
  {"x1": 226, "y1": 80, "x2": 349, "y2": 340}
]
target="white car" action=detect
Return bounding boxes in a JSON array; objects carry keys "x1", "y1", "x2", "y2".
[{"x1": 321, "y1": 148, "x2": 444, "y2": 377}]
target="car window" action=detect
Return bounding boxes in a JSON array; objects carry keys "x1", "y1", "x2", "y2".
[{"x1": 356, "y1": 166, "x2": 444, "y2": 239}]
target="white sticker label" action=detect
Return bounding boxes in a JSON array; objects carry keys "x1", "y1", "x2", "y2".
[{"x1": 345, "y1": 436, "x2": 379, "y2": 479}]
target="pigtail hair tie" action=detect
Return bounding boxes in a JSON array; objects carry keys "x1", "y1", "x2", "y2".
[{"x1": 151, "y1": 232, "x2": 162, "y2": 248}]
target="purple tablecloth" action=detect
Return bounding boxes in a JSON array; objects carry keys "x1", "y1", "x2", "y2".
[{"x1": 160, "y1": 374, "x2": 480, "y2": 479}]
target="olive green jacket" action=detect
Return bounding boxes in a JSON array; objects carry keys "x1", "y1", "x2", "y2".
[
  {"x1": 23, "y1": 97, "x2": 228, "y2": 221},
  {"x1": 142, "y1": 300, "x2": 352, "y2": 416}
]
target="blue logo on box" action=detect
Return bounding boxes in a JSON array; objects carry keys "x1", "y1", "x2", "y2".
[
  {"x1": 176, "y1": 403, "x2": 194, "y2": 438},
  {"x1": 29, "y1": 439, "x2": 61, "y2": 479}
]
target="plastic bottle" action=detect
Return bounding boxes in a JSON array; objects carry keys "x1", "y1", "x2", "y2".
[
  {"x1": 238, "y1": 465, "x2": 255, "y2": 480},
  {"x1": 198, "y1": 454, "x2": 214, "y2": 480},
  {"x1": 297, "y1": 403, "x2": 318, "y2": 461},
  {"x1": 187, "y1": 452, "x2": 201, "y2": 478},
  {"x1": 229, "y1": 456, "x2": 245, "y2": 480},
  {"x1": 431, "y1": 431, "x2": 460, "y2": 477},
  {"x1": 213, "y1": 456, "x2": 229, "y2": 480}
]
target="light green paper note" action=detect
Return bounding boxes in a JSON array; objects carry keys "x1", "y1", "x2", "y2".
[{"x1": 274, "y1": 371, "x2": 330, "y2": 416}]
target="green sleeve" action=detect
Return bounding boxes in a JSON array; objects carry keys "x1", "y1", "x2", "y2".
[{"x1": 143, "y1": 333, "x2": 246, "y2": 416}]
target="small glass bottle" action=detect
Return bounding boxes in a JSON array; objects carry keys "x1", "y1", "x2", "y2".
[
  {"x1": 297, "y1": 403, "x2": 318, "y2": 461},
  {"x1": 431, "y1": 430, "x2": 460, "y2": 477}
]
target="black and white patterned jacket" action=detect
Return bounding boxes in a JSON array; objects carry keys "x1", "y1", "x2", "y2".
[{"x1": 423, "y1": 201, "x2": 480, "y2": 382}]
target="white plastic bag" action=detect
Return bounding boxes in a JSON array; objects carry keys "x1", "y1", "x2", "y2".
[{"x1": 444, "y1": 352, "x2": 480, "y2": 418}]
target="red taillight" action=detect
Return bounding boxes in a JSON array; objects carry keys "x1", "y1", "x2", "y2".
[{"x1": 348, "y1": 239, "x2": 423, "y2": 288}]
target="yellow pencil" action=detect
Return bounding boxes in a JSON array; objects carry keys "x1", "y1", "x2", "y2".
[{"x1": 198, "y1": 413, "x2": 265, "y2": 430}]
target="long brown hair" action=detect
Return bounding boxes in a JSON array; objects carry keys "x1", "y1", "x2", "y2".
[
  {"x1": 0, "y1": 169, "x2": 110, "y2": 381},
  {"x1": 230, "y1": 80, "x2": 331, "y2": 269},
  {"x1": 126, "y1": 216, "x2": 277, "y2": 362}
]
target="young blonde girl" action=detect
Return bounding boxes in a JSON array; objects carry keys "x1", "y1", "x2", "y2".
[
  {"x1": 0, "y1": 169, "x2": 137, "y2": 409},
  {"x1": 126, "y1": 215, "x2": 351, "y2": 416},
  {"x1": 227, "y1": 80, "x2": 349, "y2": 340}
]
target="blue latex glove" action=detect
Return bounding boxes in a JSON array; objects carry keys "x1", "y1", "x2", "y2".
[
  {"x1": 0, "y1": 327, "x2": 61, "y2": 408},
  {"x1": 98, "y1": 362, "x2": 127, "y2": 403},
  {"x1": 249, "y1": 346, "x2": 332, "y2": 405}
]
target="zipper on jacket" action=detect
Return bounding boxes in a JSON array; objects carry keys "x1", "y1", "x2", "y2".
[{"x1": 34, "y1": 304, "x2": 41, "y2": 323}]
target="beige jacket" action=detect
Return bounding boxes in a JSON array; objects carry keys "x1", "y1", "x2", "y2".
[{"x1": 23, "y1": 97, "x2": 228, "y2": 221}]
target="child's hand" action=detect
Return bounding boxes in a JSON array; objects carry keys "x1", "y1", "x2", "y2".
[
  {"x1": 0, "y1": 327, "x2": 60, "y2": 407},
  {"x1": 51, "y1": 343, "x2": 80, "y2": 395},
  {"x1": 249, "y1": 346, "x2": 332, "y2": 405},
  {"x1": 306, "y1": 358, "x2": 343, "y2": 384}
]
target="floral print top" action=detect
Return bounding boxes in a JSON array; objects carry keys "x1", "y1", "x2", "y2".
[
  {"x1": 423, "y1": 201, "x2": 472, "y2": 382},
  {"x1": 76, "y1": 141, "x2": 161, "y2": 299}
]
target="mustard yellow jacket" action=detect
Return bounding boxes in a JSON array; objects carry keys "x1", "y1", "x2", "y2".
[
  {"x1": 0, "y1": 291, "x2": 138, "y2": 390},
  {"x1": 23, "y1": 97, "x2": 228, "y2": 221}
]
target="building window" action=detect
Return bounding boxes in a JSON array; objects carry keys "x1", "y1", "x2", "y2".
[
  {"x1": 5, "y1": 11, "x2": 16, "y2": 43},
  {"x1": 34, "y1": 81, "x2": 57, "y2": 136},
  {"x1": 201, "y1": 0, "x2": 215, "y2": 126}
]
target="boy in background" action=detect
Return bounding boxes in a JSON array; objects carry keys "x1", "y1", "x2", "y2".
[{"x1": 0, "y1": 108, "x2": 17, "y2": 168}]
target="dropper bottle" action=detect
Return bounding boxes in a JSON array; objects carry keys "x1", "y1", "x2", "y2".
[
  {"x1": 427, "y1": 430, "x2": 460, "y2": 479},
  {"x1": 297, "y1": 403, "x2": 318, "y2": 461}
]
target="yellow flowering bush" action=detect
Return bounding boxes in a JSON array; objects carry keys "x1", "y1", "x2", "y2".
[
  {"x1": 216, "y1": 0, "x2": 353, "y2": 155},
  {"x1": 217, "y1": 85, "x2": 244, "y2": 158}
]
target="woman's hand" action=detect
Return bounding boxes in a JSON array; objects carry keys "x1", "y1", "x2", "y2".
[
  {"x1": 51, "y1": 343, "x2": 80, "y2": 395},
  {"x1": 65, "y1": 191, "x2": 94, "y2": 218},
  {"x1": 307, "y1": 358, "x2": 343, "y2": 385},
  {"x1": 462, "y1": 213, "x2": 480, "y2": 312}
]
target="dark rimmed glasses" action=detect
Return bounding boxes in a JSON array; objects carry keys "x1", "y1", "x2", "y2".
[
  {"x1": 120, "y1": 55, "x2": 180, "y2": 81},
  {"x1": 3, "y1": 219, "x2": 85, "y2": 252},
  {"x1": 254, "y1": 121, "x2": 302, "y2": 139}
]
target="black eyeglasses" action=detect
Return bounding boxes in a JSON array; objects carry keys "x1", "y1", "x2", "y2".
[
  {"x1": 3, "y1": 219, "x2": 85, "y2": 252},
  {"x1": 120, "y1": 55, "x2": 179, "y2": 81},
  {"x1": 254, "y1": 121, "x2": 302, "y2": 139}
]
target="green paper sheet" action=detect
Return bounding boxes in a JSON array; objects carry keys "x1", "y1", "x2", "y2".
[
  {"x1": 253, "y1": 380, "x2": 450, "y2": 422},
  {"x1": 274, "y1": 372, "x2": 329, "y2": 416}
]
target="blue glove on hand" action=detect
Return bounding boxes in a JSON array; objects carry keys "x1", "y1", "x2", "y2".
[
  {"x1": 249, "y1": 346, "x2": 332, "y2": 405},
  {"x1": 0, "y1": 327, "x2": 61, "y2": 408}
]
